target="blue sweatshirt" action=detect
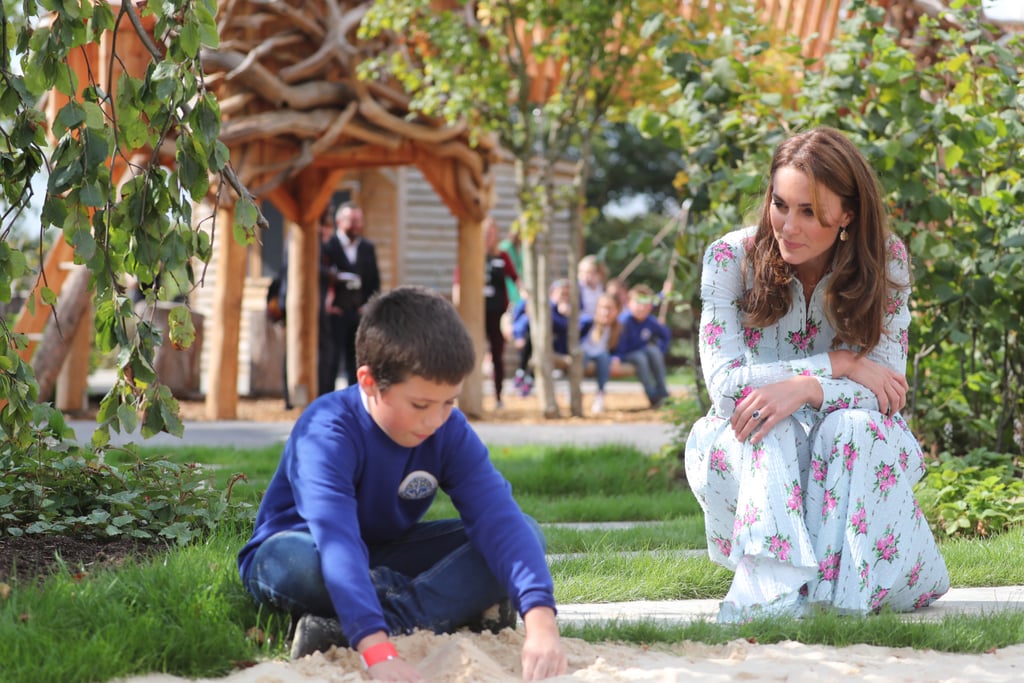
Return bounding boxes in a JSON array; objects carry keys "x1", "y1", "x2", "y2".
[
  {"x1": 615, "y1": 312, "x2": 671, "y2": 358},
  {"x1": 237, "y1": 386, "x2": 555, "y2": 646}
]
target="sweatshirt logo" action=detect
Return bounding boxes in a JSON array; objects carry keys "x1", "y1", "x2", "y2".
[{"x1": 398, "y1": 470, "x2": 439, "y2": 500}]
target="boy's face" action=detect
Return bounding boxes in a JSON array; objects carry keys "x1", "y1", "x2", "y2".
[
  {"x1": 357, "y1": 368, "x2": 462, "y2": 448},
  {"x1": 627, "y1": 294, "x2": 654, "y2": 320}
]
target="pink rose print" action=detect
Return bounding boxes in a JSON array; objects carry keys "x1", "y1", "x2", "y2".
[
  {"x1": 818, "y1": 550, "x2": 841, "y2": 582},
  {"x1": 867, "y1": 420, "x2": 886, "y2": 442},
  {"x1": 870, "y1": 586, "x2": 889, "y2": 611},
  {"x1": 788, "y1": 317, "x2": 823, "y2": 353},
  {"x1": 899, "y1": 448, "x2": 910, "y2": 471},
  {"x1": 710, "y1": 447, "x2": 730, "y2": 476},
  {"x1": 874, "y1": 462, "x2": 898, "y2": 497},
  {"x1": 859, "y1": 560, "x2": 870, "y2": 589},
  {"x1": 767, "y1": 534, "x2": 793, "y2": 561},
  {"x1": 899, "y1": 328, "x2": 909, "y2": 355},
  {"x1": 829, "y1": 396, "x2": 852, "y2": 411},
  {"x1": 821, "y1": 488, "x2": 838, "y2": 518},
  {"x1": 874, "y1": 527, "x2": 900, "y2": 563},
  {"x1": 843, "y1": 442, "x2": 859, "y2": 471},
  {"x1": 732, "y1": 504, "x2": 760, "y2": 535},
  {"x1": 750, "y1": 444, "x2": 766, "y2": 471},
  {"x1": 811, "y1": 458, "x2": 828, "y2": 482},
  {"x1": 702, "y1": 319, "x2": 726, "y2": 348},
  {"x1": 743, "y1": 327, "x2": 762, "y2": 353},
  {"x1": 913, "y1": 499, "x2": 923, "y2": 520},
  {"x1": 712, "y1": 534, "x2": 732, "y2": 557},
  {"x1": 885, "y1": 293, "x2": 899, "y2": 316},
  {"x1": 849, "y1": 502, "x2": 868, "y2": 536},
  {"x1": 710, "y1": 242, "x2": 736, "y2": 268},
  {"x1": 908, "y1": 560, "x2": 922, "y2": 588},
  {"x1": 786, "y1": 482, "x2": 803, "y2": 514},
  {"x1": 889, "y1": 239, "x2": 908, "y2": 263},
  {"x1": 915, "y1": 591, "x2": 939, "y2": 609}
]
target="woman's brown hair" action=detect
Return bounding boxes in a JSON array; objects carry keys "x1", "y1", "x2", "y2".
[{"x1": 743, "y1": 127, "x2": 901, "y2": 353}]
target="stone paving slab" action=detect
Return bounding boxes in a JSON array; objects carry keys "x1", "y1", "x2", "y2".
[{"x1": 558, "y1": 585, "x2": 1024, "y2": 626}]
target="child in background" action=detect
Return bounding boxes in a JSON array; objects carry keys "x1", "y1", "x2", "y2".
[
  {"x1": 577, "y1": 255, "x2": 606, "y2": 318},
  {"x1": 615, "y1": 284, "x2": 671, "y2": 408},
  {"x1": 580, "y1": 293, "x2": 622, "y2": 415},
  {"x1": 511, "y1": 297, "x2": 534, "y2": 397},
  {"x1": 238, "y1": 286, "x2": 567, "y2": 681},
  {"x1": 604, "y1": 276, "x2": 629, "y2": 311}
]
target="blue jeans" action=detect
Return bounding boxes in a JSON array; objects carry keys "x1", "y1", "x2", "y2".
[
  {"x1": 242, "y1": 516, "x2": 544, "y2": 638},
  {"x1": 624, "y1": 345, "x2": 669, "y2": 405},
  {"x1": 583, "y1": 350, "x2": 611, "y2": 391}
]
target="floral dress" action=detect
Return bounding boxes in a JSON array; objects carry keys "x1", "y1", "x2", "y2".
[{"x1": 685, "y1": 226, "x2": 949, "y2": 622}]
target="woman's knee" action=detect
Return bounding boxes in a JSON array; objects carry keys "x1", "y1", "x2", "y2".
[{"x1": 820, "y1": 408, "x2": 878, "y2": 433}]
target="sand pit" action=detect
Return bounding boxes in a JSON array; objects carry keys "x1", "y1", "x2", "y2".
[{"x1": 114, "y1": 628, "x2": 1024, "y2": 682}]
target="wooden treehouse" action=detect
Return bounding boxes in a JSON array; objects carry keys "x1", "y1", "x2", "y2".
[{"x1": 16, "y1": 0, "x2": 1012, "y2": 423}]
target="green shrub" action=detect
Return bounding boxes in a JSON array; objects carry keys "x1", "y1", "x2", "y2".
[{"x1": 915, "y1": 449, "x2": 1024, "y2": 538}]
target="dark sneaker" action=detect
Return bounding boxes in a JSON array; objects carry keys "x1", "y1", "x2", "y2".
[
  {"x1": 289, "y1": 614, "x2": 347, "y2": 659},
  {"x1": 467, "y1": 599, "x2": 517, "y2": 634}
]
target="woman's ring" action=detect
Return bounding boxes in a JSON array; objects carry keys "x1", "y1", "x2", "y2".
[{"x1": 751, "y1": 409, "x2": 761, "y2": 420}]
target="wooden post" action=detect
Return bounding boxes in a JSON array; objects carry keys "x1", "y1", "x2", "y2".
[
  {"x1": 204, "y1": 204, "x2": 247, "y2": 419},
  {"x1": 455, "y1": 215, "x2": 484, "y2": 417},
  {"x1": 284, "y1": 217, "x2": 319, "y2": 405},
  {"x1": 55, "y1": 298, "x2": 92, "y2": 411},
  {"x1": 33, "y1": 265, "x2": 91, "y2": 403}
]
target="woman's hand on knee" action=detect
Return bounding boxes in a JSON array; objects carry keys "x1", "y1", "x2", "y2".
[
  {"x1": 833, "y1": 353, "x2": 908, "y2": 416},
  {"x1": 731, "y1": 376, "x2": 818, "y2": 444}
]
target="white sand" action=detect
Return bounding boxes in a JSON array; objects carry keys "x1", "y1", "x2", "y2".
[{"x1": 114, "y1": 628, "x2": 1024, "y2": 682}]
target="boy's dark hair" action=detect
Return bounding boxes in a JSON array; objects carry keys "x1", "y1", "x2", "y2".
[{"x1": 356, "y1": 285, "x2": 476, "y2": 392}]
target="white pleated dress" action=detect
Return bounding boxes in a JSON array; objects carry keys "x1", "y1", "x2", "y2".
[{"x1": 685, "y1": 226, "x2": 949, "y2": 622}]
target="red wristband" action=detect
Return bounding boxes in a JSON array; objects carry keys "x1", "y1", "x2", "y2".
[{"x1": 361, "y1": 641, "x2": 399, "y2": 669}]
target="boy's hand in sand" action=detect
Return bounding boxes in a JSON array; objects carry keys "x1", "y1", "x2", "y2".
[
  {"x1": 520, "y1": 607, "x2": 567, "y2": 680},
  {"x1": 367, "y1": 658, "x2": 424, "y2": 682},
  {"x1": 360, "y1": 634, "x2": 425, "y2": 683}
]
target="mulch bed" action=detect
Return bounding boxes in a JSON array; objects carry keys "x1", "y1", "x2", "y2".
[{"x1": 0, "y1": 535, "x2": 168, "y2": 586}]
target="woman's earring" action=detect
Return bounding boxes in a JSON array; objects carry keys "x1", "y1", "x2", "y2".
[{"x1": 839, "y1": 225, "x2": 849, "y2": 242}]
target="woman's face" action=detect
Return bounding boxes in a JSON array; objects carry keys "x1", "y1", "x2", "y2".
[{"x1": 769, "y1": 166, "x2": 851, "y2": 277}]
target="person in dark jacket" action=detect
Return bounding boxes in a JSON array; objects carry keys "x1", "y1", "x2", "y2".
[{"x1": 319, "y1": 202, "x2": 381, "y2": 394}]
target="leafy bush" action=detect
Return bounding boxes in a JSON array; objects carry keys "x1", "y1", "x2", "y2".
[
  {"x1": 915, "y1": 449, "x2": 1024, "y2": 538},
  {"x1": 0, "y1": 413, "x2": 253, "y2": 544}
]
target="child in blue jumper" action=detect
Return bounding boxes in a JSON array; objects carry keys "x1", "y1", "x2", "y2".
[
  {"x1": 238, "y1": 285, "x2": 566, "y2": 681},
  {"x1": 615, "y1": 283, "x2": 672, "y2": 407}
]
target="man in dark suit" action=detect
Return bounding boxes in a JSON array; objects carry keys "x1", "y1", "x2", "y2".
[{"x1": 319, "y1": 202, "x2": 381, "y2": 394}]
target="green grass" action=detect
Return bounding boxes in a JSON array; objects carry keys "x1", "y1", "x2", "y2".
[
  {"x1": 0, "y1": 524, "x2": 289, "y2": 683},
  {"x1": 4, "y1": 441, "x2": 1024, "y2": 683}
]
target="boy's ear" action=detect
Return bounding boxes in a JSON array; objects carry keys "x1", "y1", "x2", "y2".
[{"x1": 356, "y1": 366, "x2": 376, "y2": 393}]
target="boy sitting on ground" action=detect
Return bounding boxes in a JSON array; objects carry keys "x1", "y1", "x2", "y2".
[{"x1": 237, "y1": 285, "x2": 567, "y2": 681}]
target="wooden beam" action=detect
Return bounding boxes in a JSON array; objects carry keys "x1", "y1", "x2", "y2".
[{"x1": 204, "y1": 204, "x2": 248, "y2": 419}]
